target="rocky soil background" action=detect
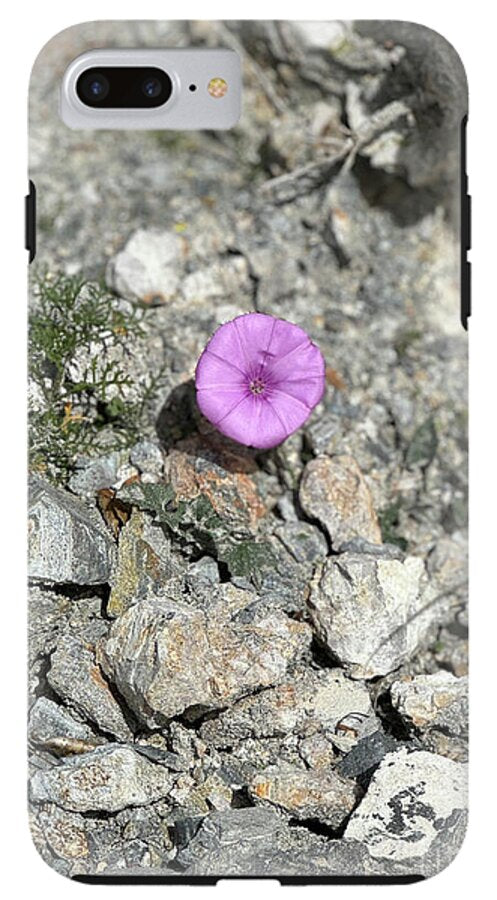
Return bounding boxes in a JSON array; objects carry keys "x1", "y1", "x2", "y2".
[{"x1": 28, "y1": 21, "x2": 468, "y2": 879}]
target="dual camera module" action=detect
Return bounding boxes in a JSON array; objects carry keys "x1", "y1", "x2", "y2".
[{"x1": 76, "y1": 67, "x2": 174, "y2": 108}]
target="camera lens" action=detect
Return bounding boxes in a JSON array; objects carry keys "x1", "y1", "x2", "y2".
[
  {"x1": 89, "y1": 80, "x2": 105, "y2": 97},
  {"x1": 142, "y1": 77, "x2": 162, "y2": 99},
  {"x1": 78, "y1": 72, "x2": 110, "y2": 103},
  {"x1": 76, "y1": 67, "x2": 172, "y2": 108}
]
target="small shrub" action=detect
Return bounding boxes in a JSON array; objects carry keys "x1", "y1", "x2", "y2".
[{"x1": 29, "y1": 273, "x2": 165, "y2": 481}]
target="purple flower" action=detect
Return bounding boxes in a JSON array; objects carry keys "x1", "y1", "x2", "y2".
[{"x1": 195, "y1": 313, "x2": 325, "y2": 449}]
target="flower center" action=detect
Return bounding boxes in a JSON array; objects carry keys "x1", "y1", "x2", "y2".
[{"x1": 249, "y1": 377, "x2": 266, "y2": 396}]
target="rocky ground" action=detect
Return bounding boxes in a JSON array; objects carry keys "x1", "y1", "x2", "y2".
[{"x1": 28, "y1": 21, "x2": 468, "y2": 879}]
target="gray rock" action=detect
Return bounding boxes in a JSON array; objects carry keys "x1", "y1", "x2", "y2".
[
  {"x1": 355, "y1": 21, "x2": 467, "y2": 191},
  {"x1": 181, "y1": 256, "x2": 253, "y2": 306},
  {"x1": 254, "y1": 521, "x2": 328, "y2": 617},
  {"x1": 339, "y1": 537, "x2": 404, "y2": 559},
  {"x1": 273, "y1": 521, "x2": 328, "y2": 566},
  {"x1": 432, "y1": 623, "x2": 468, "y2": 678},
  {"x1": 98, "y1": 586, "x2": 311, "y2": 727},
  {"x1": 186, "y1": 556, "x2": 220, "y2": 588},
  {"x1": 299, "y1": 455, "x2": 382, "y2": 550},
  {"x1": 305, "y1": 413, "x2": 344, "y2": 457},
  {"x1": 291, "y1": 20, "x2": 350, "y2": 52},
  {"x1": 175, "y1": 806, "x2": 338, "y2": 875},
  {"x1": 298, "y1": 733, "x2": 336, "y2": 769},
  {"x1": 30, "y1": 745, "x2": 174, "y2": 813},
  {"x1": 390, "y1": 672, "x2": 468, "y2": 761},
  {"x1": 257, "y1": 536, "x2": 316, "y2": 617},
  {"x1": 47, "y1": 633, "x2": 133, "y2": 741},
  {"x1": 129, "y1": 440, "x2": 164, "y2": 477},
  {"x1": 275, "y1": 492, "x2": 299, "y2": 522},
  {"x1": 337, "y1": 731, "x2": 401, "y2": 779},
  {"x1": 106, "y1": 228, "x2": 184, "y2": 304},
  {"x1": 249, "y1": 764, "x2": 358, "y2": 827},
  {"x1": 32, "y1": 804, "x2": 92, "y2": 865},
  {"x1": 32, "y1": 799, "x2": 176, "y2": 877},
  {"x1": 68, "y1": 451, "x2": 124, "y2": 497},
  {"x1": 28, "y1": 697, "x2": 103, "y2": 755},
  {"x1": 428, "y1": 532, "x2": 468, "y2": 597},
  {"x1": 175, "y1": 806, "x2": 285, "y2": 871},
  {"x1": 28, "y1": 476, "x2": 115, "y2": 585},
  {"x1": 175, "y1": 805, "x2": 419, "y2": 877},
  {"x1": 169, "y1": 772, "x2": 232, "y2": 816},
  {"x1": 405, "y1": 418, "x2": 438, "y2": 470},
  {"x1": 28, "y1": 587, "x2": 71, "y2": 684},
  {"x1": 308, "y1": 552, "x2": 443, "y2": 678},
  {"x1": 107, "y1": 508, "x2": 183, "y2": 617},
  {"x1": 344, "y1": 748, "x2": 467, "y2": 862},
  {"x1": 201, "y1": 668, "x2": 376, "y2": 754},
  {"x1": 28, "y1": 586, "x2": 107, "y2": 700}
]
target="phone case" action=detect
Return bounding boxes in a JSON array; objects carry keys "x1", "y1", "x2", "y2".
[{"x1": 27, "y1": 20, "x2": 469, "y2": 883}]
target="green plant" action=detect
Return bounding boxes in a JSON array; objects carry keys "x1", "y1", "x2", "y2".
[
  {"x1": 378, "y1": 500, "x2": 408, "y2": 552},
  {"x1": 29, "y1": 273, "x2": 165, "y2": 481},
  {"x1": 122, "y1": 481, "x2": 275, "y2": 581}
]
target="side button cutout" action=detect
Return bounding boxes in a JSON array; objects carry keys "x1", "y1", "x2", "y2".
[
  {"x1": 25, "y1": 180, "x2": 36, "y2": 263},
  {"x1": 462, "y1": 261, "x2": 471, "y2": 327},
  {"x1": 465, "y1": 194, "x2": 471, "y2": 251},
  {"x1": 460, "y1": 117, "x2": 470, "y2": 330}
]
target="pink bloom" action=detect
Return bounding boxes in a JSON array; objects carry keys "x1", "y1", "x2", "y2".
[{"x1": 195, "y1": 313, "x2": 325, "y2": 449}]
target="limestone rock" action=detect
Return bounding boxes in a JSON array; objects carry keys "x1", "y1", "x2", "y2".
[
  {"x1": 98, "y1": 587, "x2": 311, "y2": 727},
  {"x1": 28, "y1": 476, "x2": 115, "y2": 585},
  {"x1": 390, "y1": 672, "x2": 468, "y2": 761},
  {"x1": 428, "y1": 532, "x2": 468, "y2": 597},
  {"x1": 308, "y1": 552, "x2": 438, "y2": 677},
  {"x1": 30, "y1": 745, "x2": 174, "y2": 813},
  {"x1": 129, "y1": 440, "x2": 164, "y2": 477},
  {"x1": 174, "y1": 806, "x2": 368, "y2": 876},
  {"x1": 32, "y1": 800, "x2": 174, "y2": 876},
  {"x1": 28, "y1": 587, "x2": 107, "y2": 699},
  {"x1": 175, "y1": 807, "x2": 286, "y2": 871},
  {"x1": 68, "y1": 451, "x2": 126, "y2": 497},
  {"x1": 169, "y1": 773, "x2": 232, "y2": 816},
  {"x1": 47, "y1": 633, "x2": 133, "y2": 741},
  {"x1": 201, "y1": 668, "x2": 376, "y2": 753},
  {"x1": 250, "y1": 764, "x2": 358, "y2": 827},
  {"x1": 107, "y1": 508, "x2": 182, "y2": 617},
  {"x1": 35, "y1": 805, "x2": 90, "y2": 861},
  {"x1": 344, "y1": 748, "x2": 467, "y2": 862},
  {"x1": 164, "y1": 434, "x2": 267, "y2": 533},
  {"x1": 28, "y1": 697, "x2": 104, "y2": 756},
  {"x1": 273, "y1": 521, "x2": 328, "y2": 566},
  {"x1": 181, "y1": 256, "x2": 253, "y2": 306},
  {"x1": 105, "y1": 228, "x2": 184, "y2": 304},
  {"x1": 299, "y1": 455, "x2": 381, "y2": 550}
]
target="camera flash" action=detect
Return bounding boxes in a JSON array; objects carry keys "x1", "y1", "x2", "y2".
[{"x1": 207, "y1": 77, "x2": 228, "y2": 98}]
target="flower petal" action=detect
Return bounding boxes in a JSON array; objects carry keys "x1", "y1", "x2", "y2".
[
  {"x1": 268, "y1": 340, "x2": 325, "y2": 387},
  {"x1": 265, "y1": 391, "x2": 313, "y2": 437},
  {"x1": 230, "y1": 313, "x2": 278, "y2": 377},
  {"x1": 215, "y1": 394, "x2": 288, "y2": 449},
  {"x1": 201, "y1": 319, "x2": 250, "y2": 377},
  {"x1": 271, "y1": 374, "x2": 325, "y2": 410},
  {"x1": 264, "y1": 318, "x2": 310, "y2": 362},
  {"x1": 195, "y1": 346, "x2": 247, "y2": 389},
  {"x1": 196, "y1": 385, "x2": 248, "y2": 427},
  {"x1": 202, "y1": 313, "x2": 281, "y2": 379}
]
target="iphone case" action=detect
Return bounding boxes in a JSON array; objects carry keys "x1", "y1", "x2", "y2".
[{"x1": 27, "y1": 20, "x2": 469, "y2": 883}]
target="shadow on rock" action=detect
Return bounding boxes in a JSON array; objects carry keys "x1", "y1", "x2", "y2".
[{"x1": 155, "y1": 378, "x2": 261, "y2": 475}]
